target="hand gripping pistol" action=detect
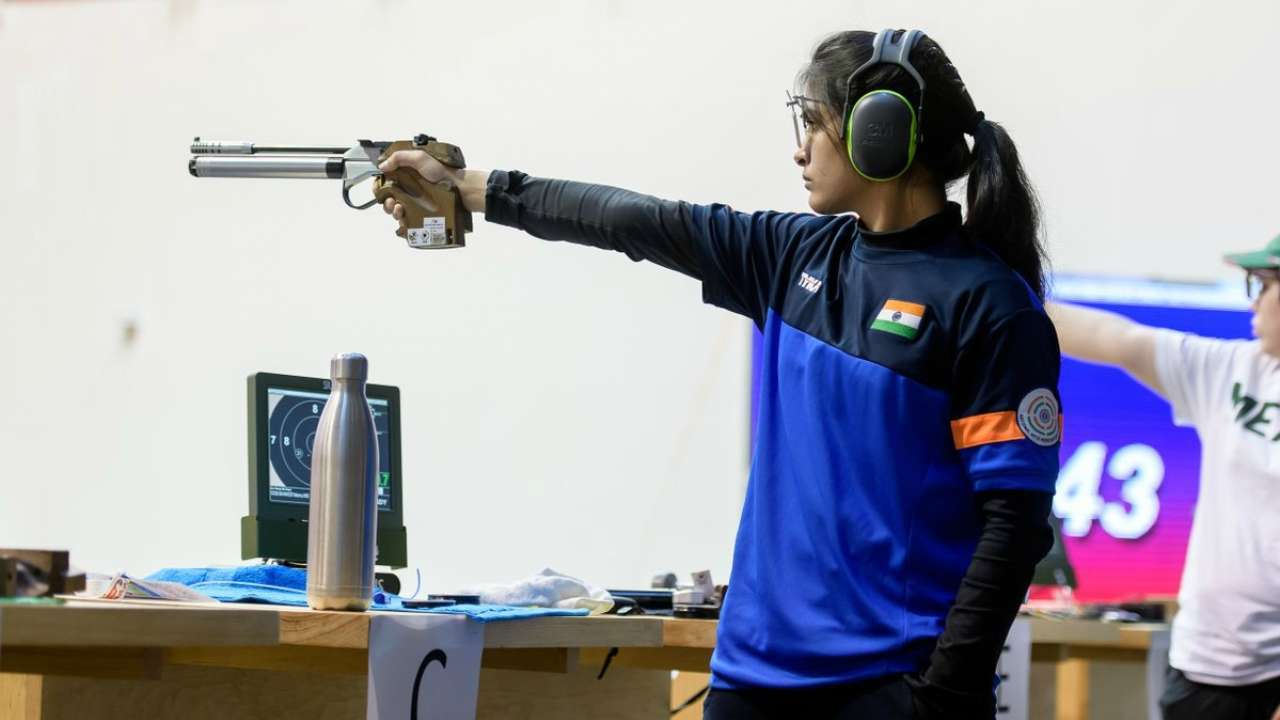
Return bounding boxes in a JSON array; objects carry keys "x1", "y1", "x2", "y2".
[{"x1": 188, "y1": 134, "x2": 472, "y2": 249}]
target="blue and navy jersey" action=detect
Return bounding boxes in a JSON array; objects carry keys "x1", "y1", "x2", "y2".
[
  {"x1": 686, "y1": 202, "x2": 1062, "y2": 688},
  {"x1": 484, "y1": 172, "x2": 1062, "y2": 691}
]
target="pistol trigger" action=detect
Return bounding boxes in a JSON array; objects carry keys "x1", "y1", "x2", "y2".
[{"x1": 342, "y1": 180, "x2": 379, "y2": 211}]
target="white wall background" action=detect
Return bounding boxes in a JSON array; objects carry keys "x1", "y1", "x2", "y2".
[{"x1": 1, "y1": 0, "x2": 1277, "y2": 592}]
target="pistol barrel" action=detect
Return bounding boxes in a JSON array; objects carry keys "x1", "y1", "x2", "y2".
[
  {"x1": 190, "y1": 138, "x2": 351, "y2": 155},
  {"x1": 189, "y1": 155, "x2": 345, "y2": 179}
]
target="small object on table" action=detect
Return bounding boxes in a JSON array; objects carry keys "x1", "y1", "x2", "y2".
[
  {"x1": 98, "y1": 573, "x2": 214, "y2": 602},
  {"x1": 401, "y1": 594, "x2": 482, "y2": 609},
  {"x1": 672, "y1": 604, "x2": 720, "y2": 619},
  {"x1": 673, "y1": 588, "x2": 706, "y2": 605},
  {"x1": 375, "y1": 572, "x2": 401, "y2": 596},
  {"x1": 0, "y1": 549, "x2": 85, "y2": 598},
  {"x1": 691, "y1": 570, "x2": 716, "y2": 598},
  {"x1": 673, "y1": 570, "x2": 723, "y2": 619},
  {"x1": 401, "y1": 599, "x2": 454, "y2": 609},
  {"x1": 651, "y1": 572, "x2": 678, "y2": 589},
  {"x1": 610, "y1": 598, "x2": 644, "y2": 616},
  {"x1": 606, "y1": 589, "x2": 674, "y2": 613}
]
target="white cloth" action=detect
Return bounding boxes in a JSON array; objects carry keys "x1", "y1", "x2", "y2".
[
  {"x1": 1153, "y1": 330, "x2": 1280, "y2": 686},
  {"x1": 459, "y1": 568, "x2": 614, "y2": 614}
]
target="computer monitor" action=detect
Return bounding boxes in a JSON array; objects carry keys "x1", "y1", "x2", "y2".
[{"x1": 242, "y1": 372, "x2": 408, "y2": 568}]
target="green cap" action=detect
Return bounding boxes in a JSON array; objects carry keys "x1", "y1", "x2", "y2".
[{"x1": 1225, "y1": 233, "x2": 1280, "y2": 270}]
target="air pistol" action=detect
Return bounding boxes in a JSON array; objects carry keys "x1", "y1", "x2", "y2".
[{"x1": 188, "y1": 134, "x2": 471, "y2": 249}]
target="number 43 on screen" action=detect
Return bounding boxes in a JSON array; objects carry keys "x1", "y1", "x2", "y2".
[{"x1": 1053, "y1": 442, "x2": 1164, "y2": 540}]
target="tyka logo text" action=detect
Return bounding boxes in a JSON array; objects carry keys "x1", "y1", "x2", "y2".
[{"x1": 798, "y1": 272, "x2": 823, "y2": 293}]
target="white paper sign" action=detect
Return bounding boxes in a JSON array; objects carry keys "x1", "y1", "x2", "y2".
[
  {"x1": 1145, "y1": 628, "x2": 1171, "y2": 720},
  {"x1": 995, "y1": 617, "x2": 1032, "y2": 720},
  {"x1": 367, "y1": 614, "x2": 484, "y2": 720}
]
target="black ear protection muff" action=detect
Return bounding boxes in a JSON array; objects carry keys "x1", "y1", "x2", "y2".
[{"x1": 842, "y1": 28, "x2": 926, "y2": 182}]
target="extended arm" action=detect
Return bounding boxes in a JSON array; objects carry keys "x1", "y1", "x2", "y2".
[
  {"x1": 483, "y1": 170, "x2": 703, "y2": 278},
  {"x1": 378, "y1": 150, "x2": 824, "y2": 324},
  {"x1": 1045, "y1": 301, "x2": 1165, "y2": 397},
  {"x1": 380, "y1": 153, "x2": 701, "y2": 276}
]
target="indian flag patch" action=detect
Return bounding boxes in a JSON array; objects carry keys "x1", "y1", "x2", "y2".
[{"x1": 871, "y1": 299, "x2": 926, "y2": 340}]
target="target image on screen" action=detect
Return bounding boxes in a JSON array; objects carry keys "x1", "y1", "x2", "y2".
[{"x1": 265, "y1": 387, "x2": 393, "y2": 511}]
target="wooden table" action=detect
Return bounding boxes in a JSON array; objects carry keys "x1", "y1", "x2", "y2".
[
  {"x1": 0, "y1": 600, "x2": 1164, "y2": 720},
  {"x1": 0, "y1": 598, "x2": 716, "y2": 720},
  {"x1": 1027, "y1": 615, "x2": 1169, "y2": 720}
]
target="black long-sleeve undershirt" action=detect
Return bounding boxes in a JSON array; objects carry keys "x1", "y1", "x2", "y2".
[
  {"x1": 485, "y1": 170, "x2": 703, "y2": 278},
  {"x1": 485, "y1": 170, "x2": 1057, "y2": 718},
  {"x1": 907, "y1": 490, "x2": 1055, "y2": 719}
]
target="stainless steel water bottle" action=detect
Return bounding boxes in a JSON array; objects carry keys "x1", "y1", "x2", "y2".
[{"x1": 306, "y1": 352, "x2": 379, "y2": 611}]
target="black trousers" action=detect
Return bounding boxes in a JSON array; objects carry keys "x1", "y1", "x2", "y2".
[
  {"x1": 1161, "y1": 665, "x2": 1280, "y2": 720},
  {"x1": 702, "y1": 675, "x2": 916, "y2": 720}
]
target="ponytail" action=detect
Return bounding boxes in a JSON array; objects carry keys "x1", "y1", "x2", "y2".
[{"x1": 964, "y1": 119, "x2": 1047, "y2": 299}]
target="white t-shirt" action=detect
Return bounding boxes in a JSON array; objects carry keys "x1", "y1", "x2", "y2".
[{"x1": 1154, "y1": 330, "x2": 1280, "y2": 686}]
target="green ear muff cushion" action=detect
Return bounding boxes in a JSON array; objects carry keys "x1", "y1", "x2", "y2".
[{"x1": 845, "y1": 89, "x2": 918, "y2": 182}]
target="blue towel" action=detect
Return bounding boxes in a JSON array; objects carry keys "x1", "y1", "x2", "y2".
[
  {"x1": 415, "y1": 603, "x2": 590, "y2": 622},
  {"x1": 145, "y1": 566, "x2": 589, "y2": 623},
  {"x1": 149, "y1": 565, "x2": 310, "y2": 606}
]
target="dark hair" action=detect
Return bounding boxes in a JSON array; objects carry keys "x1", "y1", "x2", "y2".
[{"x1": 796, "y1": 30, "x2": 1048, "y2": 298}]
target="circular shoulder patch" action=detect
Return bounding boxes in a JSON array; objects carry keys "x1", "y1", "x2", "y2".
[{"x1": 1017, "y1": 388, "x2": 1061, "y2": 447}]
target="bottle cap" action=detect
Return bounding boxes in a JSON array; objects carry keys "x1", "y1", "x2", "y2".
[{"x1": 330, "y1": 352, "x2": 368, "y2": 381}]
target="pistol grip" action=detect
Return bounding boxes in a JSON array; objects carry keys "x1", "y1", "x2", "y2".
[{"x1": 373, "y1": 139, "x2": 472, "y2": 249}]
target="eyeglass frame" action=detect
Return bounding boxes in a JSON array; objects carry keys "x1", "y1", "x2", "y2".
[
  {"x1": 785, "y1": 91, "x2": 824, "y2": 149},
  {"x1": 1245, "y1": 268, "x2": 1280, "y2": 301}
]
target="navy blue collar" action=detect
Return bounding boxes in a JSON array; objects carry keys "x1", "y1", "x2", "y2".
[{"x1": 854, "y1": 202, "x2": 963, "y2": 262}]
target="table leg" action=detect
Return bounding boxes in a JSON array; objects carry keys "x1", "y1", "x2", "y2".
[
  {"x1": 0, "y1": 674, "x2": 42, "y2": 720},
  {"x1": 1056, "y1": 657, "x2": 1091, "y2": 720}
]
